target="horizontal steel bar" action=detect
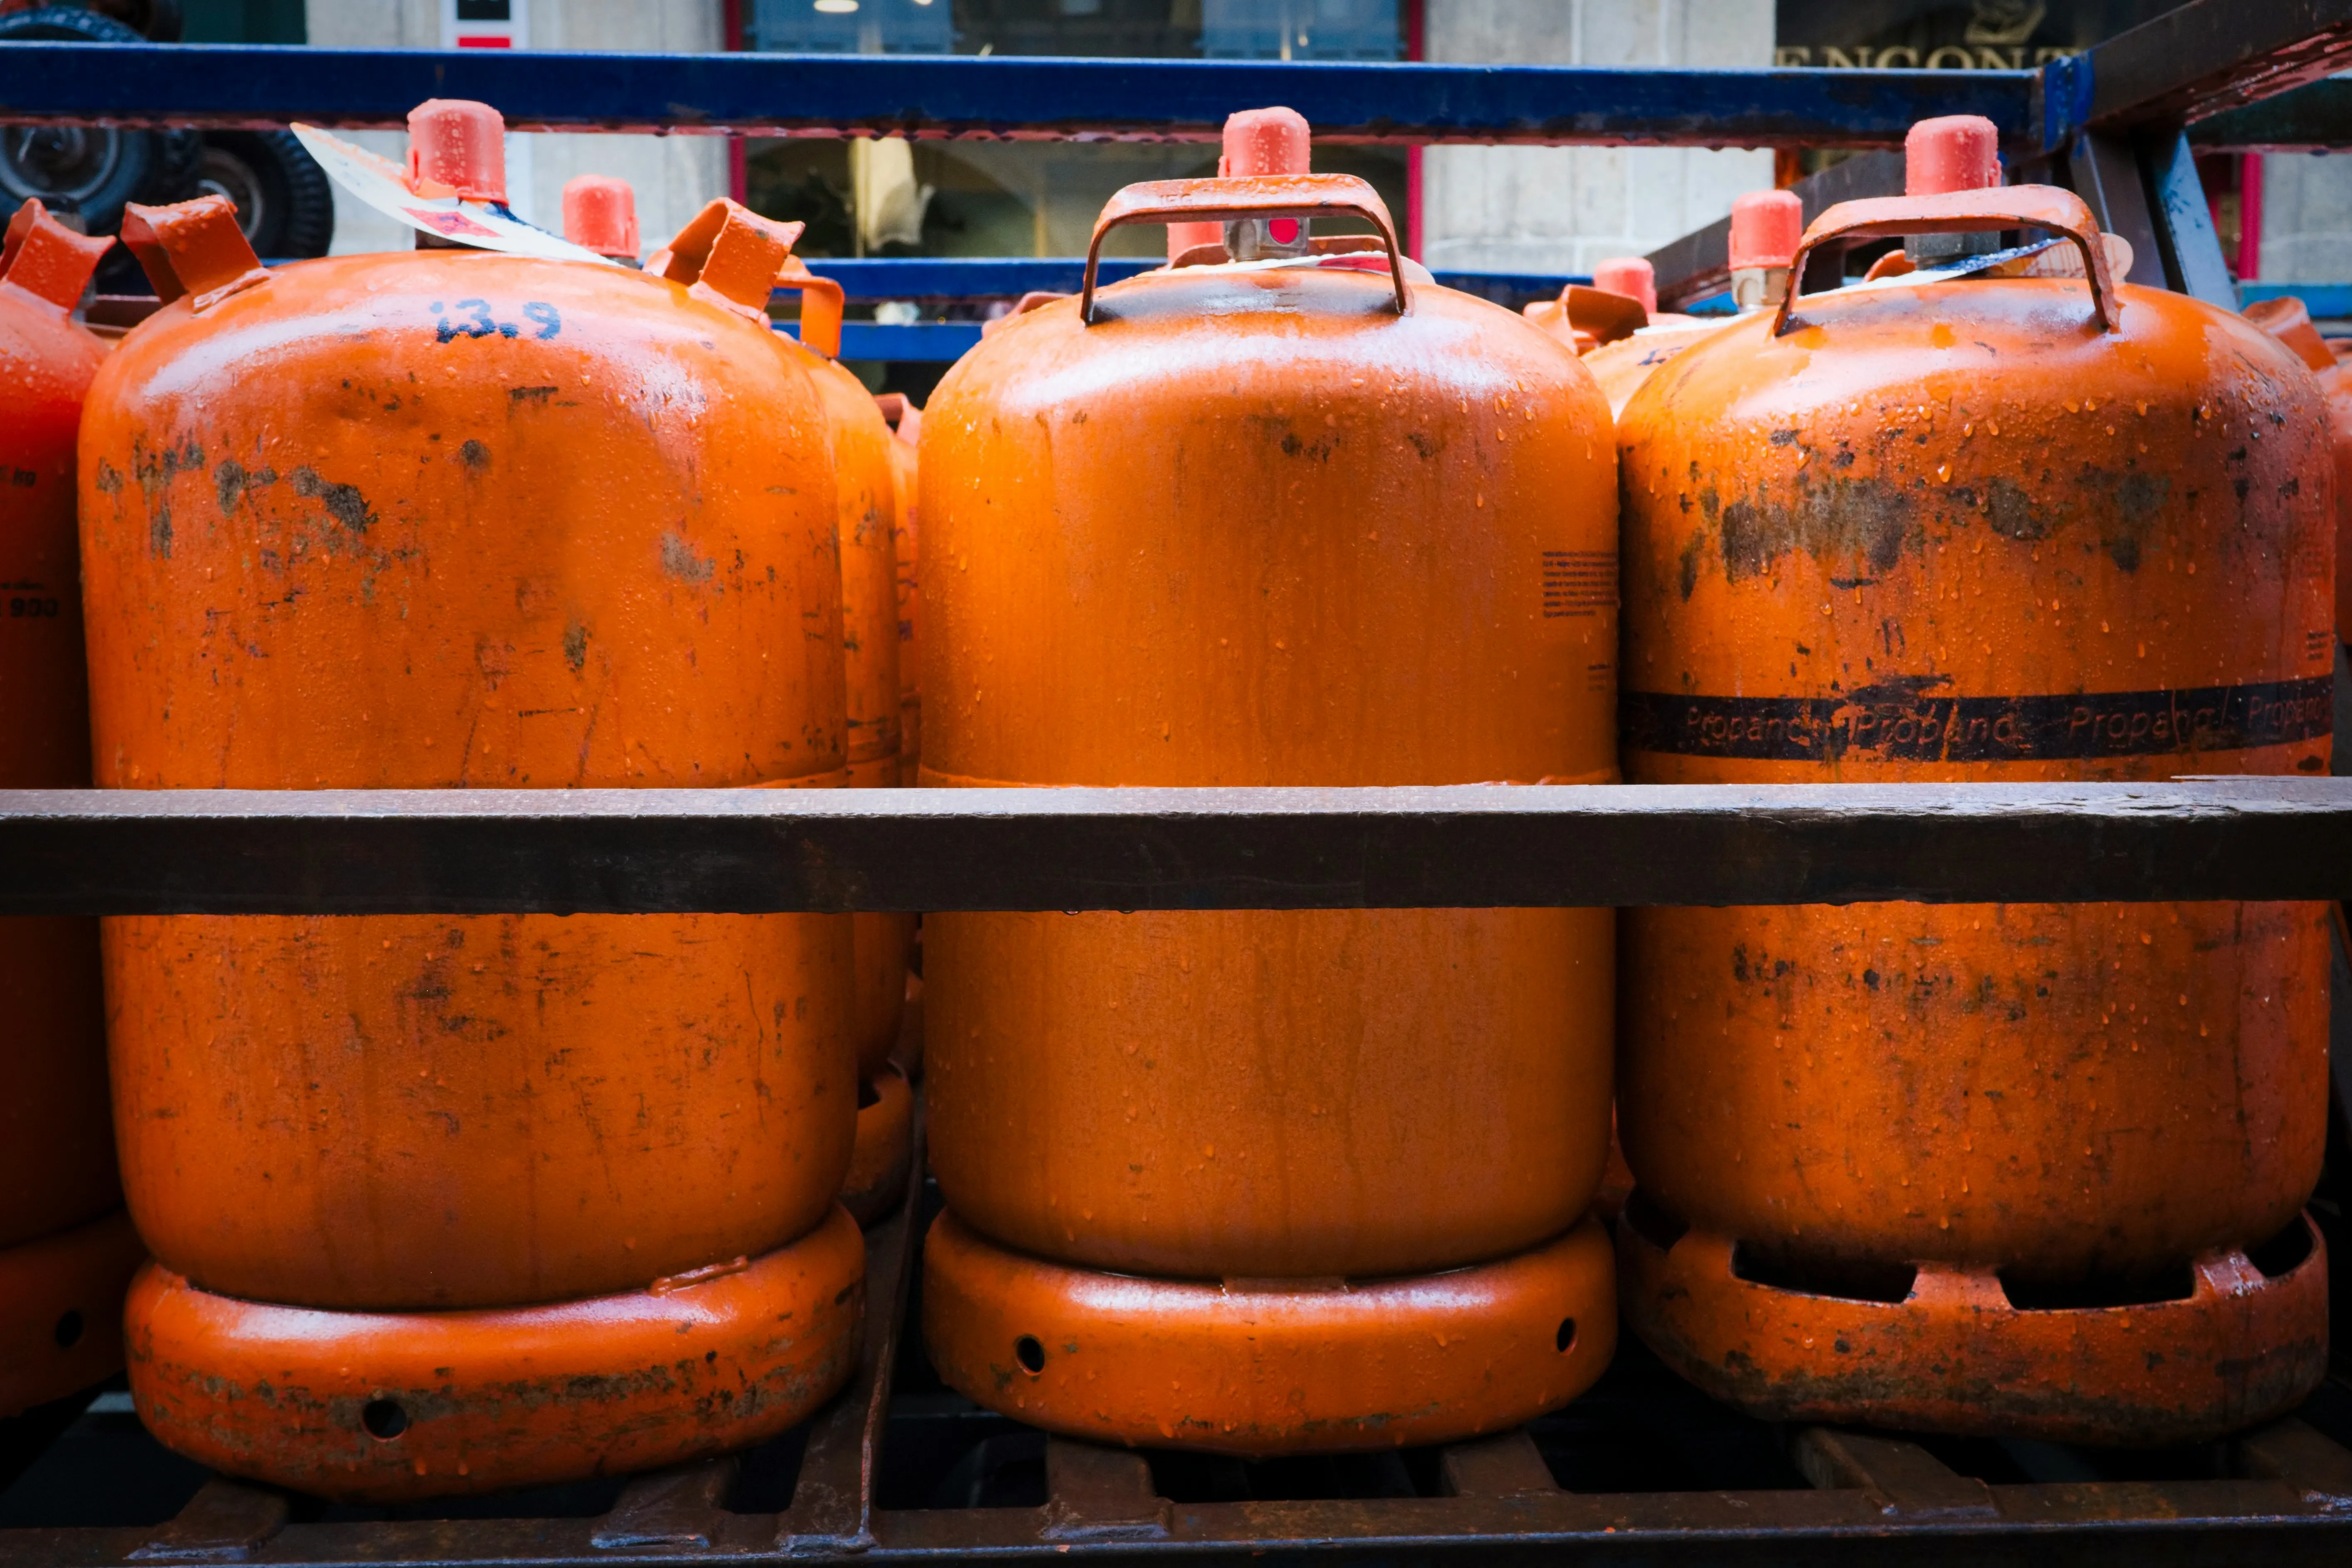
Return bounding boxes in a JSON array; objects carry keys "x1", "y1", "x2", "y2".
[
  {"x1": 2042, "y1": 0, "x2": 2352, "y2": 149},
  {"x1": 796, "y1": 257, "x2": 1158, "y2": 299},
  {"x1": 793, "y1": 257, "x2": 1585, "y2": 301},
  {"x1": 0, "y1": 43, "x2": 2033, "y2": 146},
  {"x1": 0, "y1": 781, "x2": 2344, "y2": 915},
  {"x1": 1648, "y1": 149, "x2": 1903, "y2": 307},
  {"x1": 2242, "y1": 282, "x2": 2352, "y2": 318},
  {"x1": 779, "y1": 320, "x2": 984, "y2": 360},
  {"x1": 3, "y1": 1480, "x2": 2345, "y2": 1567},
  {"x1": 2191, "y1": 79, "x2": 2352, "y2": 149}
]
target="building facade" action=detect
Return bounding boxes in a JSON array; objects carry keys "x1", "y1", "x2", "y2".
[{"x1": 285, "y1": 0, "x2": 2352, "y2": 287}]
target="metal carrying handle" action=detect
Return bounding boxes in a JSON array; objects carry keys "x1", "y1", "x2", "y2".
[
  {"x1": 119, "y1": 195, "x2": 270, "y2": 314},
  {"x1": 1772, "y1": 184, "x2": 2119, "y2": 337},
  {"x1": 1079, "y1": 174, "x2": 1409, "y2": 324},
  {"x1": 0, "y1": 199, "x2": 113, "y2": 313},
  {"x1": 657, "y1": 199, "x2": 801, "y2": 326},
  {"x1": 772, "y1": 255, "x2": 845, "y2": 360}
]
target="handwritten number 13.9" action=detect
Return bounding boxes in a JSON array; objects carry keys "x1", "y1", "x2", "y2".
[{"x1": 431, "y1": 300, "x2": 562, "y2": 343}]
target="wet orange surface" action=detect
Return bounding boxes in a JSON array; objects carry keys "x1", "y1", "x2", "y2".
[
  {"x1": 82, "y1": 195, "x2": 858, "y2": 1309},
  {"x1": 1615, "y1": 183, "x2": 2333, "y2": 1443}
]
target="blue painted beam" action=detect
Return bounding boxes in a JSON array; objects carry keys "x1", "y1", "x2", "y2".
[
  {"x1": 795, "y1": 256, "x2": 1588, "y2": 301},
  {"x1": 2191, "y1": 80, "x2": 2352, "y2": 150},
  {"x1": 2242, "y1": 281, "x2": 2352, "y2": 320},
  {"x1": 779, "y1": 321, "x2": 984, "y2": 362},
  {"x1": 0, "y1": 42, "x2": 2035, "y2": 148},
  {"x1": 799, "y1": 258, "x2": 1158, "y2": 299}
]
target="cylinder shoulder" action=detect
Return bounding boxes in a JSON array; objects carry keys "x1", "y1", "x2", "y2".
[{"x1": 91, "y1": 251, "x2": 802, "y2": 409}]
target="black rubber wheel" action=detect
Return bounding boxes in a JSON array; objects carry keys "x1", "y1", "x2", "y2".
[
  {"x1": 0, "y1": 7, "x2": 197, "y2": 235},
  {"x1": 195, "y1": 131, "x2": 334, "y2": 259},
  {"x1": 86, "y1": 0, "x2": 182, "y2": 40}
]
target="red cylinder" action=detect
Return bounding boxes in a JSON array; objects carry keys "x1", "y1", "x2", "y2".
[
  {"x1": 562, "y1": 173, "x2": 641, "y2": 260},
  {"x1": 1615, "y1": 175, "x2": 2332, "y2": 1446},
  {"x1": 81, "y1": 136, "x2": 864, "y2": 1494},
  {"x1": 0, "y1": 199, "x2": 140, "y2": 1417},
  {"x1": 1592, "y1": 256, "x2": 1657, "y2": 315}
]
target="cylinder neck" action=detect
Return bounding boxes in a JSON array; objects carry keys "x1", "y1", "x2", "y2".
[
  {"x1": 1221, "y1": 106, "x2": 1313, "y2": 261},
  {"x1": 1729, "y1": 265, "x2": 1791, "y2": 312}
]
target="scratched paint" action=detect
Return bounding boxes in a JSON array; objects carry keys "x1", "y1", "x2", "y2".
[
  {"x1": 78, "y1": 191, "x2": 863, "y2": 1495},
  {"x1": 1613, "y1": 188, "x2": 2335, "y2": 1444},
  {"x1": 916, "y1": 168, "x2": 1619, "y2": 1453},
  {"x1": 0, "y1": 202, "x2": 139, "y2": 1417},
  {"x1": 789, "y1": 345, "x2": 917, "y2": 1088}
]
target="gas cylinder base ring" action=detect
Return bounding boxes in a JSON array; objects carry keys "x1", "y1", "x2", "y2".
[
  {"x1": 124, "y1": 1205, "x2": 867, "y2": 1502},
  {"x1": 1617, "y1": 1193, "x2": 2329, "y2": 1447},
  {"x1": 844, "y1": 1063, "x2": 914, "y2": 1228},
  {"x1": 0, "y1": 1209, "x2": 145, "y2": 1418},
  {"x1": 922, "y1": 1210, "x2": 1617, "y2": 1457}
]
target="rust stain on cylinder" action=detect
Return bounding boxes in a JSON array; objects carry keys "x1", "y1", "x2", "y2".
[
  {"x1": 917, "y1": 172, "x2": 1622, "y2": 1452},
  {"x1": 1615, "y1": 215, "x2": 2335, "y2": 1444},
  {"x1": 79, "y1": 190, "x2": 863, "y2": 1494}
]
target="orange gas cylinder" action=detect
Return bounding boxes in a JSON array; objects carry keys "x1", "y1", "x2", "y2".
[
  {"x1": 1615, "y1": 120, "x2": 2333, "y2": 1445},
  {"x1": 772, "y1": 254, "x2": 917, "y2": 1214},
  {"x1": 876, "y1": 391, "x2": 923, "y2": 786},
  {"x1": 0, "y1": 199, "x2": 146, "y2": 1416},
  {"x1": 1523, "y1": 275, "x2": 1646, "y2": 357},
  {"x1": 815, "y1": 357, "x2": 913, "y2": 1071},
  {"x1": 1580, "y1": 193, "x2": 1800, "y2": 416},
  {"x1": 78, "y1": 102, "x2": 861, "y2": 1496},
  {"x1": 1524, "y1": 257, "x2": 1686, "y2": 358},
  {"x1": 561, "y1": 172, "x2": 641, "y2": 263},
  {"x1": 918, "y1": 118, "x2": 1621, "y2": 1455},
  {"x1": 2246, "y1": 296, "x2": 2352, "y2": 645},
  {"x1": 875, "y1": 393, "x2": 926, "y2": 1079}
]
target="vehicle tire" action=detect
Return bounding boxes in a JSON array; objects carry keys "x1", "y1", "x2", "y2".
[
  {"x1": 87, "y1": 0, "x2": 183, "y2": 41},
  {"x1": 0, "y1": 7, "x2": 198, "y2": 236},
  {"x1": 195, "y1": 131, "x2": 334, "y2": 259}
]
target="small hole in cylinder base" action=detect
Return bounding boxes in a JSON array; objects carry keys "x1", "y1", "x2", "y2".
[
  {"x1": 1014, "y1": 1335, "x2": 1046, "y2": 1375},
  {"x1": 52, "y1": 1310, "x2": 82, "y2": 1350},
  {"x1": 1555, "y1": 1317, "x2": 1577, "y2": 1353},
  {"x1": 361, "y1": 1399, "x2": 410, "y2": 1440}
]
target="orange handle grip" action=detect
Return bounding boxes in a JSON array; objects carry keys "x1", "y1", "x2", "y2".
[
  {"x1": 1079, "y1": 173, "x2": 1408, "y2": 323},
  {"x1": 657, "y1": 200, "x2": 800, "y2": 325},
  {"x1": 773, "y1": 257, "x2": 845, "y2": 360},
  {"x1": 1772, "y1": 184, "x2": 2119, "y2": 337},
  {"x1": 0, "y1": 199, "x2": 114, "y2": 313},
  {"x1": 119, "y1": 196, "x2": 270, "y2": 313}
]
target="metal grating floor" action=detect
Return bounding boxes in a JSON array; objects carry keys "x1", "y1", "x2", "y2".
[{"x1": 2, "y1": 1127, "x2": 2351, "y2": 1567}]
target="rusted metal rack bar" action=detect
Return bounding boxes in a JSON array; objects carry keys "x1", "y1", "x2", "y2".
[
  {"x1": 0, "y1": 777, "x2": 2349, "y2": 1568},
  {"x1": 0, "y1": 780, "x2": 2346, "y2": 914},
  {"x1": 1, "y1": 1157, "x2": 2349, "y2": 1565},
  {"x1": 3, "y1": 1, "x2": 2352, "y2": 1561},
  {"x1": 1649, "y1": 0, "x2": 2348, "y2": 306}
]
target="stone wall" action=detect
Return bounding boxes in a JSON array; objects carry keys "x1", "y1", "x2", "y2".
[{"x1": 2260, "y1": 152, "x2": 2352, "y2": 284}]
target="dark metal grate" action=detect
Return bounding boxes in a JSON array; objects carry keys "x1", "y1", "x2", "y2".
[{"x1": 2, "y1": 1136, "x2": 2350, "y2": 1567}]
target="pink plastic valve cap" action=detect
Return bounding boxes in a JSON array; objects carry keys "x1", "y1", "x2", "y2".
[
  {"x1": 1591, "y1": 257, "x2": 1657, "y2": 316},
  {"x1": 563, "y1": 174, "x2": 640, "y2": 259},
  {"x1": 407, "y1": 99, "x2": 508, "y2": 203},
  {"x1": 1222, "y1": 106, "x2": 1312, "y2": 177},
  {"x1": 1904, "y1": 114, "x2": 2002, "y2": 196},
  {"x1": 1727, "y1": 189, "x2": 1803, "y2": 271}
]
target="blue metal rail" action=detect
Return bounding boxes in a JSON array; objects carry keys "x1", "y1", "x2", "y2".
[
  {"x1": 15, "y1": 3, "x2": 2351, "y2": 363},
  {"x1": 0, "y1": 42, "x2": 2035, "y2": 149},
  {"x1": 800, "y1": 258, "x2": 1158, "y2": 300},
  {"x1": 798, "y1": 257, "x2": 1586, "y2": 301},
  {"x1": 780, "y1": 320, "x2": 983, "y2": 362},
  {"x1": 779, "y1": 263, "x2": 1593, "y2": 359},
  {"x1": 2242, "y1": 281, "x2": 2352, "y2": 320}
]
